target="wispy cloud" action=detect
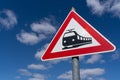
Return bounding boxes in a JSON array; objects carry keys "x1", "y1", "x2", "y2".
[
  {"x1": 86, "y1": 0, "x2": 105, "y2": 15},
  {"x1": 110, "y1": 0, "x2": 120, "y2": 17},
  {"x1": 86, "y1": 0, "x2": 120, "y2": 18},
  {"x1": 0, "y1": 9, "x2": 17, "y2": 29},
  {"x1": 15, "y1": 76, "x2": 21, "y2": 79},
  {"x1": 79, "y1": 56, "x2": 85, "y2": 61},
  {"x1": 35, "y1": 43, "x2": 49, "y2": 59},
  {"x1": 81, "y1": 68, "x2": 105, "y2": 79},
  {"x1": 35, "y1": 43, "x2": 69, "y2": 64},
  {"x1": 29, "y1": 73, "x2": 45, "y2": 80},
  {"x1": 86, "y1": 54, "x2": 104, "y2": 64},
  {"x1": 31, "y1": 20, "x2": 56, "y2": 35},
  {"x1": 16, "y1": 30, "x2": 46, "y2": 45},
  {"x1": 17, "y1": 64, "x2": 47, "y2": 80},
  {"x1": 58, "y1": 68, "x2": 105, "y2": 80},
  {"x1": 28, "y1": 64, "x2": 47, "y2": 70},
  {"x1": 112, "y1": 48, "x2": 120, "y2": 60},
  {"x1": 18, "y1": 69, "x2": 32, "y2": 76},
  {"x1": 48, "y1": 58, "x2": 69, "y2": 64},
  {"x1": 18, "y1": 68, "x2": 46, "y2": 80},
  {"x1": 16, "y1": 17, "x2": 56, "y2": 45},
  {"x1": 58, "y1": 70, "x2": 72, "y2": 80}
]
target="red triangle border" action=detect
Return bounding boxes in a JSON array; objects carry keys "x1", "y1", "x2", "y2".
[{"x1": 41, "y1": 10, "x2": 116, "y2": 61}]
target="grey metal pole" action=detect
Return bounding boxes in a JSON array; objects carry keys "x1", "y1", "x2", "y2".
[
  {"x1": 72, "y1": 56, "x2": 80, "y2": 80},
  {"x1": 71, "y1": 7, "x2": 80, "y2": 80}
]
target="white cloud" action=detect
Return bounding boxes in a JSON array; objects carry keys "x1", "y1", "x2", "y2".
[
  {"x1": 18, "y1": 69, "x2": 46, "y2": 80},
  {"x1": 58, "y1": 68, "x2": 105, "y2": 80},
  {"x1": 47, "y1": 58, "x2": 69, "y2": 67},
  {"x1": 110, "y1": 0, "x2": 120, "y2": 17},
  {"x1": 58, "y1": 71, "x2": 72, "y2": 80},
  {"x1": 35, "y1": 43, "x2": 49, "y2": 59},
  {"x1": 29, "y1": 73, "x2": 45, "y2": 80},
  {"x1": 86, "y1": 0, "x2": 105, "y2": 15},
  {"x1": 31, "y1": 21, "x2": 56, "y2": 35},
  {"x1": 18, "y1": 69, "x2": 32, "y2": 76},
  {"x1": 79, "y1": 56, "x2": 85, "y2": 61},
  {"x1": 16, "y1": 30, "x2": 46, "y2": 45},
  {"x1": 28, "y1": 64, "x2": 47, "y2": 70},
  {"x1": 81, "y1": 68, "x2": 105, "y2": 79},
  {"x1": 0, "y1": 9, "x2": 17, "y2": 29},
  {"x1": 86, "y1": 0, "x2": 120, "y2": 18},
  {"x1": 112, "y1": 48, "x2": 120, "y2": 60},
  {"x1": 34, "y1": 43, "x2": 70, "y2": 65},
  {"x1": 97, "y1": 78, "x2": 106, "y2": 80},
  {"x1": 86, "y1": 54, "x2": 103, "y2": 64},
  {"x1": 35, "y1": 43, "x2": 69, "y2": 63},
  {"x1": 17, "y1": 17, "x2": 56, "y2": 45},
  {"x1": 15, "y1": 76, "x2": 21, "y2": 79}
]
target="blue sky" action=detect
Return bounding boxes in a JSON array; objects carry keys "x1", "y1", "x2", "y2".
[{"x1": 0, "y1": 0, "x2": 120, "y2": 80}]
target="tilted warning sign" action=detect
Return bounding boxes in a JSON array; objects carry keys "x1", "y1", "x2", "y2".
[{"x1": 41, "y1": 9, "x2": 116, "y2": 61}]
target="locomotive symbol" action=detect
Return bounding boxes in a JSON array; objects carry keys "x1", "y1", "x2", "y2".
[{"x1": 62, "y1": 29, "x2": 92, "y2": 49}]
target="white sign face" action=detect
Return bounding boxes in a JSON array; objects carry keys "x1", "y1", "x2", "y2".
[{"x1": 52, "y1": 18, "x2": 100, "y2": 53}]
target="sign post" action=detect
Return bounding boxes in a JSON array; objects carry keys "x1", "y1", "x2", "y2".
[
  {"x1": 72, "y1": 56, "x2": 80, "y2": 80},
  {"x1": 71, "y1": 7, "x2": 80, "y2": 80}
]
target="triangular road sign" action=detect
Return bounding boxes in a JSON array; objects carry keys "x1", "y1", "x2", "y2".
[{"x1": 41, "y1": 9, "x2": 116, "y2": 61}]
